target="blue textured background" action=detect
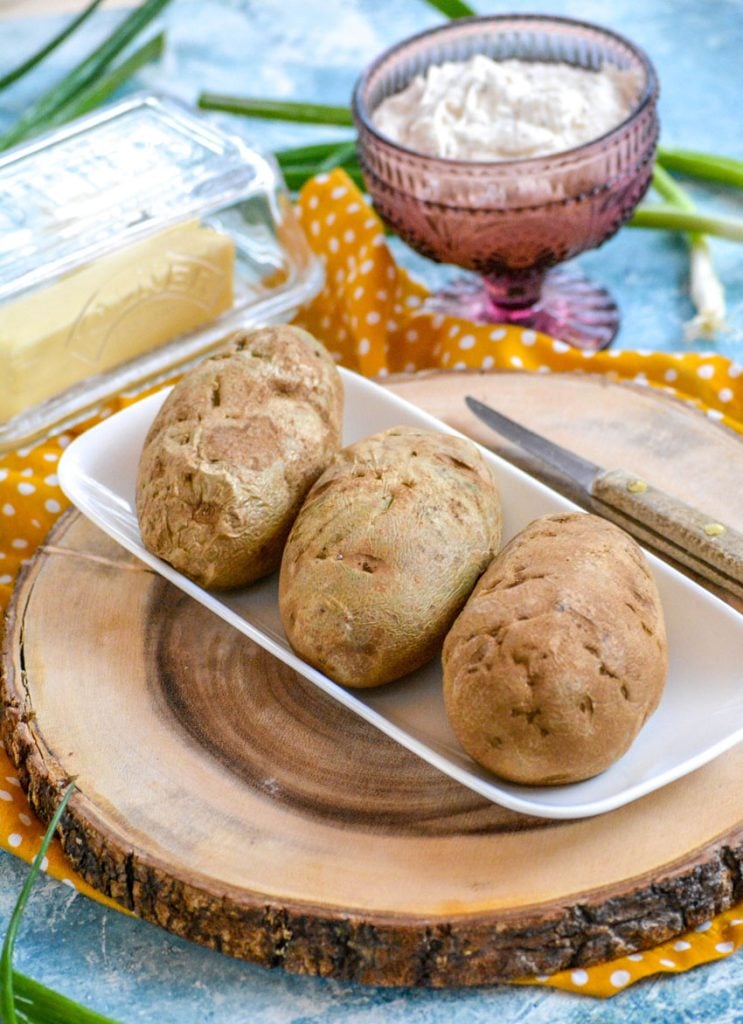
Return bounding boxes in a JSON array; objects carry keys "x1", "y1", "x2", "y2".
[{"x1": 0, "y1": 1, "x2": 742, "y2": 1021}]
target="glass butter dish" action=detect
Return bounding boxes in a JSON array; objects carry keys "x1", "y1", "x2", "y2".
[{"x1": 0, "y1": 94, "x2": 323, "y2": 451}]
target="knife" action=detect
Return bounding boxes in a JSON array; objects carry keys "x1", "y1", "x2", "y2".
[{"x1": 465, "y1": 395, "x2": 743, "y2": 600}]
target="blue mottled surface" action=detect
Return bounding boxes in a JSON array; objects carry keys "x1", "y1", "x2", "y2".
[{"x1": 0, "y1": 1, "x2": 742, "y2": 1021}]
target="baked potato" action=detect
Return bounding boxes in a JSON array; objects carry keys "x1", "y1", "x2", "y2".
[
  {"x1": 279, "y1": 426, "x2": 502, "y2": 687},
  {"x1": 136, "y1": 325, "x2": 343, "y2": 589},
  {"x1": 443, "y1": 512, "x2": 668, "y2": 785}
]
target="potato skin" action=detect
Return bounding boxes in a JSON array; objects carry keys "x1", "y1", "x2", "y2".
[
  {"x1": 443, "y1": 512, "x2": 668, "y2": 785},
  {"x1": 136, "y1": 325, "x2": 343, "y2": 589},
  {"x1": 279, "y1": 426, "x2": 502, "y2": 688}
]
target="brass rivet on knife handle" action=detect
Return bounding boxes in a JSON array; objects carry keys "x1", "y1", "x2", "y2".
[{"x1": 591, "y1": 468, "x2": 743, "y2": 590}]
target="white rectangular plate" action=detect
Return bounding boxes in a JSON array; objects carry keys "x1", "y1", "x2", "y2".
[{"x1": 58, "y1": 368, "x2": 743, "y2": 819}]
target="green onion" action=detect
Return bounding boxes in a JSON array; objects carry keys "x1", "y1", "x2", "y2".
[
  {"x1": 198, "y1": 94, "x2": 354, "y2": 126},
  {"x1": 275, "y1": 141, "x2": 357, "y2": 168},
  {"x1": 2, "y1": 786, "x2": 64, "y2": 1020},
  {"x1": 652, "y1": 163, "x2": 726, "y2": 339},
  {"x1": 420, "y1": 0, "x2": 476, "y2": 17},
  {"x1": 281, "y1": 163, "x2": 365, "y2": 192},
  {"x1": 44, "y1": 31, "x2": 166, "y2": 130},
  {"x1": 629, "y1": 203, "x2": 743, "y2": 243},
  {"x1": 656, "y1": 146, "x2": 743, "y2": 191},
  {"x1": 316, "y1": 139, "x2": 358, "y2": 173},
  {"x1": 0, "y1": 0, "x2": 106, "y2": 93},
  {"x1": 0, "y1": 0, "x2": 172, "y2": 151}
]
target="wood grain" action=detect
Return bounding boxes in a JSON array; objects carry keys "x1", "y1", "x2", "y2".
[{"x1": 2, "y1": 371, "x2": 743, "y2": 986}]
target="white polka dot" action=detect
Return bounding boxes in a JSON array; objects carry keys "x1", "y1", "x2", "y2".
[
  {"x1": 481, "y1": 355, "x2": 494, "y2": 370},
  {"x1": 376, "y1": 289, "x2": 388, "y2": 302},
  {"x1": 405, "y1": 329, "x2": 418, "y2": 343},
  {"x1": 43, "y1": 452, "x2": 58, "y2": 462},
  {"x1": 5, "y1": 777, "x2": 19, "y2": 787},
  {"x1": 325, "y1": 212, "x2": 336, "y2": 226},
  {"x1": 31, "y1": 519, "x2": 41, "y2": 529},
  {"x1": 62, "y1": 878, "x2": 77, "y2": 889},
  {"x1": 386, "y1": 265, "x2": 395, "y2": 281},
  {"x1": 0, "y1": 790, "x2": 11, "y2": 801},
  {"x1": 510, "y1": 356, "x2": 523, "y2": 368},
  {"x1": 695, "y1": 920, "x2": 712, "y2": 932},
  {"x1": 15, "y1": 446, "x2": 33, "y2": 457},
  {"x1": 441, "y1": 351, "x2": 451, "y2": 366},
  {"x1": 458, "y1": 335, "x2": 476, "y2": 351},
  {"x1": 405, "y1": 295, "x2": 422, "y2": 308},
  {"x1": 664, "y1": 369, "x2": 678, "y2": 382},
  {"x1": 552, "y1": 339, "x2": 570, "y2": 354},
  {"x1": 308, "y1": 195, "x2": 319, "y2": 209},
  {"x1": 366, "y1": 311, "x2": 381, "y2": 325},
  {"x1": 537, "y1": 365, "x2": 551, "y2": 373},
  {"x1": 393, "y1": 303, "x2": 403, "y2": 315},
  {"x1": 371, "y1": 234, "x2": 385, "y2": 247},
  {"x1": 11, "y1": 539, "x2": 27, "y2": 549},
  {"x1": 570, "y1": 969, "x2": 588, "y2": 986},
  {"x1": 453, "y1": 361, "x2": 467, "y2": 371},
  {"x1": 627, "y1": 953, "x2": 644, "y2": 961},
  {"x1": 45, "y1": 499, "x2": 61, "y2": 514},
  {"x1": 659, "y1": 958, "x2": 676, "y2": 969},
  {"x1": 447, "y1": 324, "x2": 461, "y2": 338},
  {"x1": 40, "y1": 856, "x2": 48, "y2": 872},
  {"x1": 728, "y1": 363, "x2": 742, "y2": 378},
  {"x1": 0, "y1": 469, "x2": 7, "y2": 481},
  {"x1": 353, "y1": 285, "x2": 365, "y2": 300},
  {"x1": 2, "y1": 504, "x2": 15, "y2": 516},
  {"x1": 18, "y1": 813, "x2": 31, "y2": 826},
  {"x1": 360, "y1": 260, "x2": 374, "y2": 275},
  {"x1": 315, "y1": 173, "x2": 329, "y2": 185},
  {"x1": 8, "y1": 833, "x2": 22, "y2": 848},
  {"x1": 377, "y1": 367, "x2": 389, "y2": 378},
  {"x1": 521, "y1": 329, "x2": 537, "y2": 345},
  {"x1": 343, "y1": 229, "x2": 356, "y2": 244},
  {"x1": 386, "y1": 320, "x2": 398, "y2": 333},
  {"x1": 328, "y1": 237, "x2": 339, "y2": 253},
  {"x1": 610, "y1": 969, "x2": 631, "y2": 988},
  {"x1": 707, "y1": 409, "x2": 724, "y2": 421},
  {"x1": 718, "y1": 388, "x2": 733, "y2": 402},
  {"x1": 365, "y1": 219, "x2": 377, "y2": 230},
  {"x1": 309, "y1": 220, "x2": 320, "y2": 237},
  {"x1": 357, "y1": 338, "x2": 371, "y2": 356},
  {"x1": 715, "y1": 941, "x2": 735, "y2": 954},
  {"x1": 673, "y1": 940, "x2": 691, "y2": 951},
  {"x1": 331, "y1": 185, "x2": 347, "y2": 200},
  {"x1": 17, "y1": 481, "x2": 35, "y2": 495},
  {"x1": 697, "y1": 364, "x2": 715, "y2": 379},
  {"x1": 346, "y1": 202, "x2": 360, "y2": 214},
  {"x1": 403, "y1": 362, "x2": 417, "y2": 373},
  {"x1": 731, "y1": 919, "x2": 743, "y2": 926}
]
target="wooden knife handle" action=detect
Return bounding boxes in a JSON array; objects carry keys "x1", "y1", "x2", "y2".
[{"x1": 590, "y1": 468, "x2": 743, "y2": 588}]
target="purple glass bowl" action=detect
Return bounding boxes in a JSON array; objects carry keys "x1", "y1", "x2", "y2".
[{"x1": 352, "y1": 15, "x2": 659, "y2": 350}]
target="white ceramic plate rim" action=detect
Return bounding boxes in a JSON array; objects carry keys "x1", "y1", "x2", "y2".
[{"x1": 57, "y1": 367, "x2": 743, "y2": 819}]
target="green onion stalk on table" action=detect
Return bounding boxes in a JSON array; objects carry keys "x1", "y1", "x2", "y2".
[{"x1": 0, "y1": 0, "x2": 742, "y2": 1020}]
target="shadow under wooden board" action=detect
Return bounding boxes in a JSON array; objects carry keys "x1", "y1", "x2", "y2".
[{"x1": 2, "y1": 370, "x2": 743, "y2": 987}]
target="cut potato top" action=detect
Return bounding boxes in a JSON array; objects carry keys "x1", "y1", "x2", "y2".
[{"x1": 279, "y1": 426, "x2": 502, "y2": 688}]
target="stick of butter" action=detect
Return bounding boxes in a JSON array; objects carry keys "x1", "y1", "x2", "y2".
[{"x1": 0, "y1": 221, "x2": 235, "y2": 422}]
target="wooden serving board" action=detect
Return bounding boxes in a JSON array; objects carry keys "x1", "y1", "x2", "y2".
[{"x1": 2, "y1": 371, "x2": 743, "y2": 988}]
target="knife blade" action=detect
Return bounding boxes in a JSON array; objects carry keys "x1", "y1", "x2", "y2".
[{"x1": 465, "y1": 395, "x2": 743, "y2": 599}]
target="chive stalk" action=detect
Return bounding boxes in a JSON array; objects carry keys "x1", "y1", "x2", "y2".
[
  {"x1": 628, "y1": 204, "x2": 743, "y2": 242},
  {"x1": 0, "y1": 0, "x2": 172, "y2": 151},
  {"x1": 0, "y1": 0, "x2": 106, "y2": 93}
]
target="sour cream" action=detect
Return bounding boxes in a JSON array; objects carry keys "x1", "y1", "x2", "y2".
[{"x1": 372, "y1": 54, "x2": 641, "y2": 162}]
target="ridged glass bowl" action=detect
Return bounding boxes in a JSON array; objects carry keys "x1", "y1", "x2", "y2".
[{"x1": 352, "y1": 15, "x2": 659, "y2": 351}]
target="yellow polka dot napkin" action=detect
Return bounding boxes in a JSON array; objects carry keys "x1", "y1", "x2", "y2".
[{"x1": 1, "y1": 167, "x2": 742, "y2": 994}]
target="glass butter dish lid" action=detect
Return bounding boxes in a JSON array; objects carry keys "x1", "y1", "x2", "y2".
[{"x1": 0, "y1": 93, "x2": 323, "y2": 451}]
